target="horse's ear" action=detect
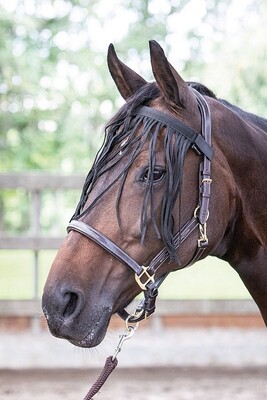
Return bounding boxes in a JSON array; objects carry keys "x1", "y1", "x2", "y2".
[
  {"x1": 107, "y1": 44, "x2": 147, "y2": 100},
  {"x1": 149, "y1": 40, "x2": 193, "y2": 109}
]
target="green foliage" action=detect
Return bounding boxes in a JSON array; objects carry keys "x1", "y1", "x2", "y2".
[
  {"x1": 1, "y1": 188, "x2": 30, "y2": 232},
  {"x1": 200, "y1": 0, "x2": 267, "y2": 116},
  {"x1": 0, "y1": 0, "x2": 266, "y2": 174},
  {"x1": 0, "y1": 0, "x2": 115, "y2": 172}
]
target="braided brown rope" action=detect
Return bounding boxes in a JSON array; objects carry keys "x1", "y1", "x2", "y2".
[{"x1": 83, "y1": 356, "x2": 118, "y2": 400}]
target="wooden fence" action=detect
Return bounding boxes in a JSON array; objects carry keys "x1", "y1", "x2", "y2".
[
  {"x1": 0, "y1": 173, "x2": 263, "y2": 330},
  {"x1": 0, "y1": 172, "x2": 84, "y2": 299}
]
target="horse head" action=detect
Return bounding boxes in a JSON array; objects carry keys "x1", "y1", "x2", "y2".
[{"x1": 42, "y1": 41, "x2": 236, "y2": 347}]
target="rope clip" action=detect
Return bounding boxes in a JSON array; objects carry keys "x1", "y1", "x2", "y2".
[{"x1": 112, "y1": 320, "x2": 139, "y2": 361}]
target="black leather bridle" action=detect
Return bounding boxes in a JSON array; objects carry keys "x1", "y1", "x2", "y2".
[{"x1": 67, "y1": 89, "x2": 212, "y2": 323}]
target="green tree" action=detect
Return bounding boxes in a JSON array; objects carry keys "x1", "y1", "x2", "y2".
[
  {"x1": 206, "y1": 0, "x2": 267, "y2": 116},
  {"x1": 0, "y1": 0, "x2": 266, "y2": 174},
  {"x1": 0, "y1": 0, "x2": 171, "y2": 173}
]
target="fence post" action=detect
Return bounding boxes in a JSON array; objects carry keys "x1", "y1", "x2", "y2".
[
  {"x1": 0, "y1": 193, "x2": 4, "y2": 233},
  {"x1": 31, "y1": 189, "x2": 41, "y2": 331}
]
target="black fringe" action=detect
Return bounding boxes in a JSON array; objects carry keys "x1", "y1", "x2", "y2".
[{"x1": 71, "y1": 83, "x2": 193, "y2": 262}]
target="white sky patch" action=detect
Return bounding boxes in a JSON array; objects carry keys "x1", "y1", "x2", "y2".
[
  {"x1": 38, "y1": 119, "x2": 58, "y2": 133},
  {"x1": 87, "y1": 5, "x2": 138, "y2": 52},
  {"x1": 0, "y1": 0, "x2": 255, "y2": 56},
  {"x1": 148, "y1": 0, "x2": 172, "y2": 15},
  {"x1": 0, "y1": 0, "x2": 18, "y2": 13},
  {"x1": 0, "y1": 0, "x2": 259, "y2": 95}
]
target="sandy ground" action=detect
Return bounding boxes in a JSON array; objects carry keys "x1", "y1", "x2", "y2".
[
  {"x1": 1, "y1": 327, "x2": 267, "y2": 369},
  {"x1": 1, "y1": 327, "x2": 267, "y2": 399},
  {"x1": 1, "y1": 367, "x2": 267, "y2": 400}
]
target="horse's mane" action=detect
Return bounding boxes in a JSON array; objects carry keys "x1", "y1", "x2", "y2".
[
  {"x1": 72, "y1": 80, "x2": 266, "y2": 262},
  {"x1": 190, "y1": 82, "x2": 267, "y2": 129},
  {"x1": 220, "y1": 99, "x2": 267, "y2": 131},
  {"x1": 188, "y1": 82, "x2": 217, "y2": 99}
]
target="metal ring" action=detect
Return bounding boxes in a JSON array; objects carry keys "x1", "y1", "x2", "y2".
[
  {"x1": 194, "y1": 205, "x2": 200, "y2": 219},
  {"x1": 126, "y1": 315, "x2": 140, "y2": 332}
]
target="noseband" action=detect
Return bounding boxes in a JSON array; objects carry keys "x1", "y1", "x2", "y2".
[{"x1": 67, "y1": 89, "x2": 212, "y2": 323}]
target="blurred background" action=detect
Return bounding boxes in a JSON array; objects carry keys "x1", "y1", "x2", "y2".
[{"x1": 0, "y1": 1, "x2": 267, "y2": 399}]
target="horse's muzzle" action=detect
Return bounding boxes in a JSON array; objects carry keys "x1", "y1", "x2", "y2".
[{"x1": 42, "y1": 286, "x2": 111, "y2": 348}]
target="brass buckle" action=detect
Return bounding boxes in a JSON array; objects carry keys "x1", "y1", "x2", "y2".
[
  {"x1": 135, "y1": 266, "x2": 155, "y2": 291},
  {"x1": 201, "y1": 178, "x2": 212, "y2": 184}
]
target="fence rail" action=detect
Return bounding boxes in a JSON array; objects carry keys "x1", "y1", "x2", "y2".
[
  {"x1": 0, "y1": 298, "x2": 259, "y2": 317},
  {"x1": 0, "y1": 298, "x2": 262, "y2": 331},
  {"x1": 0, "y1": 298, "x2": 263, "y2": 332},
  {"x1": 0, "y1": 172, "x2": 85, "y2": 190},
  {"x1": 0, "y1": 237, "x2": 63, "y2": 250},
  {"x1": 0, "y1": 172, "x2": 84, "y2": 300}
]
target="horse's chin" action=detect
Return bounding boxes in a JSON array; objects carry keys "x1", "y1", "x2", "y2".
[
  {"x1": 68, "y1": 321, "x2": 108, "y2": 348},
  {"x1": 68, "y1": 308, "x2": 112, "y2": 348}
]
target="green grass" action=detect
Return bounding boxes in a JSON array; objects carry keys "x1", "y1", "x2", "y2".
[
  {"x1": 0, "y1": 250, "x2": 251, "y2": 300},
  {"x1": 159, "y1": 257, "x2": 251, "y2": 300}
]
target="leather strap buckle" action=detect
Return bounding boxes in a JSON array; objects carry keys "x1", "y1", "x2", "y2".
[
  {"x1": 201, "y1": 178, "x2": 212, "y2": 184},
  {"x1": 135, "y1": 266, "x2": 155, "y2": 291},
  {"x1": 198, "y1": 222, "x2": 209, "y2": 248}
]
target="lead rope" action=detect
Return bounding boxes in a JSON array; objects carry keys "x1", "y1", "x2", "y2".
[
  {"x1": 83, "y1": 320, "x2": 139, "y2": 400},
  {"x1": 83, "y1": 356, "x2": 118, "y2": 400}
]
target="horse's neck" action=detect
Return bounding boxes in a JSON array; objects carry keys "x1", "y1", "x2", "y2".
[
  {"x1": 211, "y1": 101, "x2": 267, "y2": 326},
  {"x1": 220, "y1": 99, "x2": 267, "y2": 133},
  {"x1": 212, "y1": 103, "x2": 267, "y2": 262}
]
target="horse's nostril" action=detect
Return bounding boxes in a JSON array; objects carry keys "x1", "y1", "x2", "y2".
[
  {"x1": 60, "y1": 289, "x2": 84, "y2": 320},
  {"x1": 63, "y1": 292, "x2": 78, "y2": 318},
  {"x1": 42, "y1": 287, "x2": 87, "y2": 341}
]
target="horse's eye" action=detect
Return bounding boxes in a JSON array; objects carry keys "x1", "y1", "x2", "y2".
[{"x1": 140, "y1": 167, "x2": 165, "y2": 183}]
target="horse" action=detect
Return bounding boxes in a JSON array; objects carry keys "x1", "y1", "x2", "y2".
[{"x1": 42, "y1": 40, "x2": 267, "y2": 349}]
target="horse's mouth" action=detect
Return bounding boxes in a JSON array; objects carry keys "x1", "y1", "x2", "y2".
[
  {"x1": 68, "y1": 320, "x2": 108, "y2": 348},
  {"x1": 72, "y1": 301, "x2": 137, "y2": 348},
  {"x1": 44, "y1": 304, "x2": 112, "y2": 348},
  {"x1": 69, "y1": 307, "x2": 112, "y2": 348},
  {"x1": 69, "y1": 301, "x2": 136, "y2": 348}
]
